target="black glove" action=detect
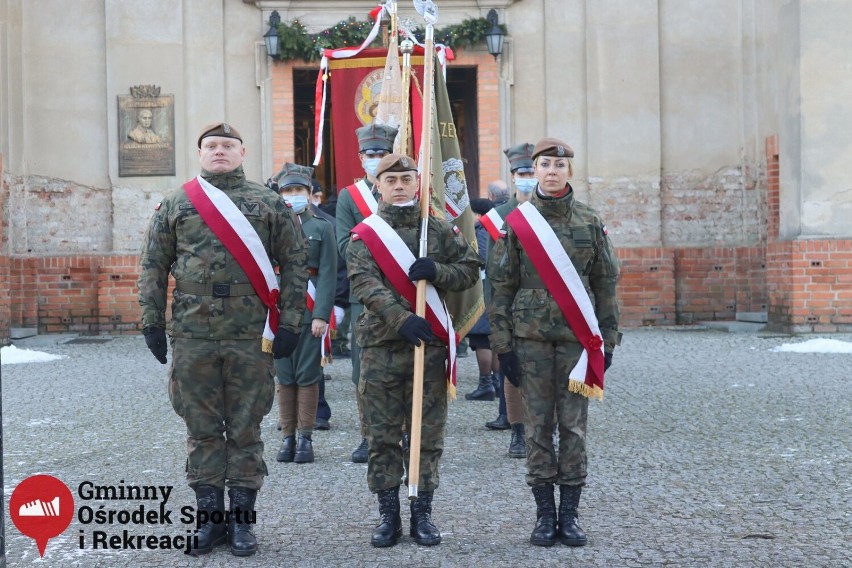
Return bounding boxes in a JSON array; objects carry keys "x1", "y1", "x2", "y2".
[
  {"x1": 142, "y1": 327, "x2": 168, "y2": 364},
  {"x1": 408, "y1": 257, "x2": 437, "y2": 282},
  {"x1": 397, "y1": 315, "x2": 434, "y2": 346},
  {"x1": 604, "y1": 351, "x2": 613, "y2": 371},
  {"x1": 498, "y1": 351, "x2": 522, "y2": 388},
  {"x1": 272, "y1": 328, "x2": 300, "y2": 359}
]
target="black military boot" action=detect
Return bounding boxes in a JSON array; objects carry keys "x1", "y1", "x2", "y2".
[
  {"x1": 465, "y1": 374, "x2": 496, "y2": 401},
  {"x1": 486, "y1": 413, "x2": 510, "y2": 430},
  {"x1": 507, "y1": 423, "x2": 526, "y2": 458},
  {"x1": 530, "y1": 484, "x2": 557, "y2": 547},
  {"x1": 227, "y1": 487, "x2": 258, "y2": 556},
  {"x1": 410, "y1": 490, "x2": 442, "y2": 546},
  {"x1": 558, "y1": 485, "x2": 587, "y2": 546},
  {"x1": 188, "y1": 485, "x2": 227, "y2": 556},
  {"x1": 276, "y1": 435, "x2": 295, "y2": 462},
  {"x1": 294, "y1": 433, "x2": 314, "y2": 463},
  {"x1": 351, "y1": 437, "x2": 369, "y2": 463},
  {"x1": 371, "y1": 487, "x2": 402, "y2": 547}
]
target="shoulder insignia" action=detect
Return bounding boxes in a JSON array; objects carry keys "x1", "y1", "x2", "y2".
[
  {"x1": 284, "y1": 201, "x2": 293, "y2": 208},
  {"x1": 452, "y1": 225, "x2": 461, "y2": 235},
  {"x1": 154, "y1": 202, "x2": 161, "y2": 211},
  {"x1": 602, "y1": 224, "x2": 609, "y2": 235},
  {"x1": 351, "y1": 234, "x2": 361, "y2": 242}
]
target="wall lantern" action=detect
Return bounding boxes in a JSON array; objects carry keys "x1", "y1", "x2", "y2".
[
  {"x1": 264, "y1": 11, "x2": 281, "y2": 58},
  {"x1": 485, "y1": 9, "x2": 505, "y2": 60}
]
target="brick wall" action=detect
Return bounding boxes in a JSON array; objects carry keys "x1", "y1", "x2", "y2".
[
  {"x1": 766, "y1": 240, "x2": 852, "y2": 333},
  {"x1": 7, "y1": 255, "x2": 145, "y2": 335},
  {"x1": 616, "y1": 247, "x2": 676, "y2": 327},
  {"x1": 674, "y1": 247, "x2": 767, "y2": 323},
  {"x1": 0, "y1": 153, "x2": 9, "y2": 345}
]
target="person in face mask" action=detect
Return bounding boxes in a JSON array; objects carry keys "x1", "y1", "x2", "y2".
[
  {"x1": 480, "y1": 143, "x2": 538, "y2": 459},
  {"x1": 273, "y1": 163, "x2": 338, "y2": 466},
  {"x1": 335, "y1": 123, "x2": 399, "y2": 465}
]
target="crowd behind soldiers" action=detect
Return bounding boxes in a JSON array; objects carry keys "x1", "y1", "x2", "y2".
[{"x1": 138, "y1": 121, "x2": 620, "y2": 556}]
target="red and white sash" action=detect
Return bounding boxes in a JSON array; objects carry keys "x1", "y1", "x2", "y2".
[
  {"x1": 183, "y1": 176, "x2": 280, "y2": 353},
  {"x1": 506, "y1": 202, "x2": 606, "y2": 399},
  {"x1": 343, "y1": 180, "x2": 378, "y2": 219},
  {"x1": 306, "y1": 280, "x2": 336, "y2": 366},
  {"x1": 480, "y1": 208, "x2": 505, "y2": 241},
  {"x1": 351, "y1": 214, "x2": 459, "y2": 397}
]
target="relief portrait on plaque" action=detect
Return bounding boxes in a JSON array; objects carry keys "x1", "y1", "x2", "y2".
[{"x1": 118, "y1": 85, "x2": 175, "y2": 176}]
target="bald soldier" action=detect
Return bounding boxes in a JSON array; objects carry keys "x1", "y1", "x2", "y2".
[
  {"x1": 489, "y1": 137, "x2": 621, "y2": 548},
  {"x1": 347, "y1": 154, "x2": 481, "y2": 548},
  {"x1": 138, "y1": 123, "x2": 309, "y2": 557}
]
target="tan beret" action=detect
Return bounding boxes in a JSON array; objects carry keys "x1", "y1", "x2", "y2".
[
  {"x1": 532, "y1": 137, "x2": 574, "y2": 160},
  {"x1": 374, "y1": 153, "x2": 418, "y2": 178},
  {"x1": 197, "y1": 122, "x2": 243, "y2": 148}
]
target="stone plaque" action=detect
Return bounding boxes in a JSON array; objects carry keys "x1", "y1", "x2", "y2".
[{"x1": 118, "y1": 85, "x2": 175, "y2": 176}]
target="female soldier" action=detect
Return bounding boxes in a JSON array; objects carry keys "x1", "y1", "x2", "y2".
[{"x1": 488, "y1": 137, "x2": 621, "y2": 547}]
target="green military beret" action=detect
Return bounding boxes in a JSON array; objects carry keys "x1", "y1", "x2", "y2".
[
  {"x1": 374, "y1": 153, "x2": 418, "y2": 178},
  {"x1": 197, "y1": 122, "x2": 242, "y2": 148},
  {"x1": 276, "y1": 162, "x2": 314, "y2": 189},
  {"x1": 503, "y1": 142, "x2": 535, "y2": 173},
  {"x1": 532, "y1": 137, "x2": 575, "y2": 160},
  {"x1": 355, "y1": 123, "x2": 398, "y2": 153}
]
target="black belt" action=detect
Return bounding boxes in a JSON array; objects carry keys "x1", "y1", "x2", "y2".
[{"x1": 175, "y1": 281, "x2": 256, "y2": 297}]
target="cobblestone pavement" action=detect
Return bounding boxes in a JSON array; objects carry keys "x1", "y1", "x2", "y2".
[{"x1": 2, "y1": 328, "x2": 850, "y2": 567}]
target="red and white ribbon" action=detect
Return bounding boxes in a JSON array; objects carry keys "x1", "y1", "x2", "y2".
[
  {"x1": 182, "y1": 176, "x2": 280, "y2": 351},
  {"x1": 351, "y1": 214, "x2": 458, "y2": 396},
  {"x1": 344, "y1": 180, "x2": 379, "y2": 218},
  {"x1": 480, "y1": 208, "x2": 505, "y2": 241},
  {"x1": 506, "y1": 202, "x2": 605, "y2": 399}
]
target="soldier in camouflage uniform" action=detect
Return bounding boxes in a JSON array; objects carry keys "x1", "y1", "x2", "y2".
[
  {"x1": 137, "y1": 123, "x2": 309, "y2": 557},
  {"x1": 272, "y1": 163, "x2": 337, "y2": 465},
  {"x1": 346, "y1": 154, "x2": 481, "y2": 548},
  {"x1": 489, "y1": 137, "x2": 621, "y2": 548},
  {"x1": 336, "y1": 123, "x2": 398, "y2": 463}
]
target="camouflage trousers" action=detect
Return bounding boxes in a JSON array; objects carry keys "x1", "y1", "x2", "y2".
[
  {"x1": 516, "y1": 338, "x2": 589, "y2": 487},
  {"x1": 359, "y1": 341, "x2": 448, "y2": 493},
  {"x1": 168, "y1": 338, "x2": 275, "y2": 491}
]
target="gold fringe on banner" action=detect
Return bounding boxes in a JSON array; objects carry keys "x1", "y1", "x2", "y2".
[
  {"x1": 261, "y1": 338, "x2": 273, "y2": 354},
  {"x1": 329, "y1": 56, "x2": 424, "y2": 70},
  {"x1": 568, "y1": 379, "x2": 604, "y2": 401}
]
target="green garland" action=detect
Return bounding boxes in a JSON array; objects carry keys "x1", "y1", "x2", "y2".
[{"x1": 273, "y1": 15, "x2": 507, "y2": 62}]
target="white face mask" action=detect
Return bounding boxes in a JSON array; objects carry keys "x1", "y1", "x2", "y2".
[
  {"x1": 282, "y1": 194, "x2": 309, "y2": 213},
  {"x1": 392, "y1": 199, "x2": 416, "y2": 207},
  {"x1": 363, "y1": 157, "x2": 382, "y2": 177},
  {"x1": 514, "y1": 178, "x2": 537, "y2": 194}
]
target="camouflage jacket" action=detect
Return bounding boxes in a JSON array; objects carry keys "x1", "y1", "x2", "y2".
[
  {"x1": 137, "y1": 166, "x2": 309, "y2": 338},
  {"x1": 296, "y1": 207, "x2": 337, "y2": 324},
  {"x1": 347, "y1": 201, "x2": 482, "y2": 348},
  {"x1": 488, "y1": 187, "x2": 621, "y2": 354},
  {"x1": 335, "y1": 181, "x2": 377, "y2": 303}
]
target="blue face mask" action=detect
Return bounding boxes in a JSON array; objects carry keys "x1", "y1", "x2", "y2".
[
  {"x1": 514, "y1": 177, "x2": 537, "y2": 194},
  {"x1": 283, "y1": 195, "x2": 309, "y2": 213},
  {"x1": 363, "y1": 157, "x2": 382, "y2": 177}
]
